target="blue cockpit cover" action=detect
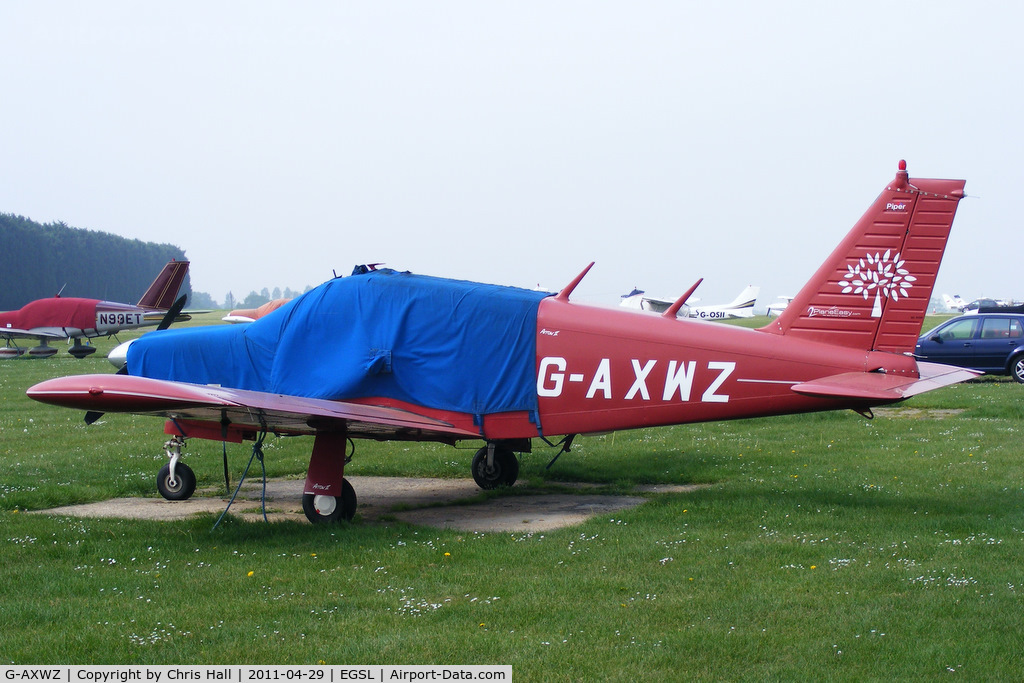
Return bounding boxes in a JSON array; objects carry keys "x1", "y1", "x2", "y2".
[{"x1": 127, "y1": 269, "x2": 552, "y2": 419}]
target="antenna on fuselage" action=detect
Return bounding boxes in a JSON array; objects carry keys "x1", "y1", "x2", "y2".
[
  {"x1": 664, "y1": 278, "x2": 703, "y2": 319},
  {"x1": 555, "y1": 263, "x2": 595, "y2": 302}
]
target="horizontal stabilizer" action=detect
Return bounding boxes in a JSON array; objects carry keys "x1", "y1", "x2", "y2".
[
  {"x1": 791, "y1": 362, "x2": 980, "y2": 401},
  {"x1": 143, "y1": 312, "x2": 192, "y2": 323}
]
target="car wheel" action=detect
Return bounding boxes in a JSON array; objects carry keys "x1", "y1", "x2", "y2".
[{"x1": 1011, "y1": 356, "x2": 1024, "y2": 383}]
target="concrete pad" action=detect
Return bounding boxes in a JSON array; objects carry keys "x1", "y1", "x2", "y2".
[{"x1": 34, "y1": 476, "x2": 702, "y2": 532}]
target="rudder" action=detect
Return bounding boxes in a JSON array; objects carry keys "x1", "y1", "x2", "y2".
[
  {"x1": 725, "y1": 285, "x2": 759, "y2": 314},
  {"x1": 137, "y1": 260, "x2": 190, "y2": 310},
  {"x1": 760, "y1": 161, "x2": 965, "y2": 353}
]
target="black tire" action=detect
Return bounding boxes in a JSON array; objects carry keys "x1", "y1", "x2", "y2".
[
  {"x1": 68, "y1": 345, "x2": 97, "y2": 359},
  {"x1": 157, "y1": 462, "x2": 196, "y2": 501},
  {"x1": 302, "y1": 478, "x2": 357, "y2": 524},
  {"x1": 471, "y1": 444, "x2": 519, "y2": 490},
  {"x1": 1011, "y1": 355, "x2": 1024, "y2": 383}
]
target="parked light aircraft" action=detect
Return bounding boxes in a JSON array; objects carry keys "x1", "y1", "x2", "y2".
[
  {"x1": 767, "y1": 296, "x2": 793, "y2": 317},
  {"x1": 2, "y1": 260, "x2": 190, "y2": 359},
  {"x1": 942, "y1": 294, "x2": 968, "y2": 312},
  {"x1": 222, "y1": 299, "x2": 293, "y2": 323},
  {"x1": 942, "y1": 294, "x2": 1024, "y2": 315},
  {"x1": 621, "y1": 285, "x2": 759, "y2": 319},
  {"x1": 28, "y1": 162, "x2": 977, "y2": 525},
  {"x1": 961, "y1": 298, "x2": 1024, "y2": 315}
]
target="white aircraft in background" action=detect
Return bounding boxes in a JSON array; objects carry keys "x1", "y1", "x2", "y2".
[
  {"x1": 767, "y1": 295, "x2": 794, "y2": 318},
  {"x1": 621, "y1": 284, "x2": 759, "y2": 320},
  {"x1": 942, "y1": 294, "x2": 968, "y2": 312},
  {"x1": 960, "y1": 298, "x2": 1024, "y2": 315},
  {"x1": 941, "y1": 294, "x2": 1023, "y2": 315},
  {"x1": 619, "y1": 288, "x2": 675, "y2": 314}
]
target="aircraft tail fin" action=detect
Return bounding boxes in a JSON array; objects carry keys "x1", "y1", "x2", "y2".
[
  {"x1": 137, "y1": 260, "x2": 190, "y2": 310},
  {"x1": 759, "y1": 161, "x2": 966, "y2": 354},
  {"x1": 942, "y1": 293, "x2": 966, "y2": 311},
  {"x1": 724, "y1": 285, "x2": 759, "y2": 316}
]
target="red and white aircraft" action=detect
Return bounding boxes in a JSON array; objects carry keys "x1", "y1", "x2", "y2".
[
  {"x1": 221, "y1": 298, "x2": 293, "y2": 323},
  {"x1": 2, "y1": 260, "x2": 190, "y2": 359},
  {"x1": 28, "y1": 162, "x2": 977, "y2": 525}
]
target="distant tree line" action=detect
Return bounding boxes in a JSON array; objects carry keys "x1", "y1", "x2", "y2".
[
  {"x1": 1, "y1": 213, "x2": 315, "y2": 312},
  {"x1": 0, "y1": 213, "x2": 191, "y2": 310},
  {"x1": 191, "y1": 286, "x2": 311, "y2": 311}
]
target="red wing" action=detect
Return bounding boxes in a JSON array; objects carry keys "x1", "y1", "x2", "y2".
[
  {"x1": 2, "y1": 328, "x2": 63, "y2": 339},
  {"x1": 27, "y1": 374, "x2": 479, "y2": 442}
]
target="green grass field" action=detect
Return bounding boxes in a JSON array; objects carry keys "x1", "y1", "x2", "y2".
[{"x1": 2, "y1": 315, "x2": 1023, "y2": 678}]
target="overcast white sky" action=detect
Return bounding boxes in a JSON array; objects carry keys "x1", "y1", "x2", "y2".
[{"x1": 1, "y1": 2, "x2": 1020, "y2": 309}]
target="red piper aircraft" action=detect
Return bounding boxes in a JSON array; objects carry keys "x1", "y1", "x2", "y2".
[
  {"x1": 28, "y1": 162, "x2": 977, "y2": 525},
  {"x1": 1, "y1": 260, "x2": 190, "y2": 359}
]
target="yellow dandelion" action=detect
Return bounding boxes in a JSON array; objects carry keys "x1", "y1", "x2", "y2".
[
  {"x1": 810, "y1": 565, "x2": 817, "y2": 570},
  {"x1": 247, "y1": 571, "x2": 254, "y2": 577}
]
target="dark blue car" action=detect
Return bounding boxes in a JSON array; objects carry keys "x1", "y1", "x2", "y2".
[{"x1": 915, "y1": 313, "x2": 1024, "y2": 382}]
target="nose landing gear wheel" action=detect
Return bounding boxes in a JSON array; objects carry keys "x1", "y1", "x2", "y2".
[
  {"x1": 302, "y1": 478, "x2": 357, "y2": 523},
  {"x1": 471, "y1": 444, "x2": 519, "y2": 489},
  {"x1": 157, "y1": 462, "x2": 197, "y2": 501}
]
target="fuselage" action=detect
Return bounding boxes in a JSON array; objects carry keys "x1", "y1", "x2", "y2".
[
  {"x1": 0, "y1": 298, "x2": 151, "y2": 340},
  {"x1": 532, "y1": 297, "x2": 908, "y2": 436},
  {"x1": 351, "y1": 297, "x2": 915, "y2": 442}
]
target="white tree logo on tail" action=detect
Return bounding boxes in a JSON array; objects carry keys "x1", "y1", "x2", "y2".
[{"x1": 838, "y1": 250, "x2": 916, "y2": 318}]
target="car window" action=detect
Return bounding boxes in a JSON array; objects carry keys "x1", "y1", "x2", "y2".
[
  {"x1": 980, "y1": 317, "x2": 1024, "y2": 339},
  {"x1": 981, "y1": 318, "x2": 1011, "y2": 339},
  {"x1": 937, "y1": 318, "x2": 978, "y2": 341}
]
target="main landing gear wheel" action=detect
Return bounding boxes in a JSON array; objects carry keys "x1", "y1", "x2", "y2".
[
  {"x1": 157, "y1": 462, "x2": 196, "y2": 501},
  {"x1": 68, "y1": 344, "x2": 97, "y2": 359},
  {"x1": 471, "y1": 444, "x2": 519, "y2": 490},
  {"x1": 302, "y1": 478, "x2": 357, "y2": 524}
]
